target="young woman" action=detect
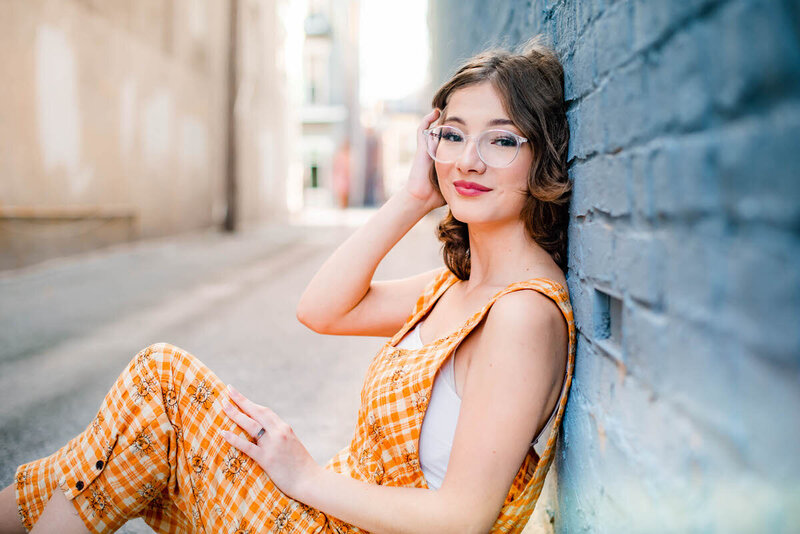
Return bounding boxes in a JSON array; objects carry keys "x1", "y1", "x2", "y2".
[{"x1": 0, "y1": 35, "x2": 574, "y2": 534}]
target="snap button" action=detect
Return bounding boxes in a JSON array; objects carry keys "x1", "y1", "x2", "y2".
[
  {"x1": 95, "y1": 460, "x2": 104, "y2": 470},
  {"x1": 75, "y1": 480, "x2": 84, "y2": 490}
]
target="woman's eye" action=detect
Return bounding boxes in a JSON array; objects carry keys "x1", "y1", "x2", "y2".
[
  {"x1": 442, "y1": 132, "x2": 463, "y2": 142},
  {"x1": 492, "y1": 136, "x2": 518, "y2": 147}
]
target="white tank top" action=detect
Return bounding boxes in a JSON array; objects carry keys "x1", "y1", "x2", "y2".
[{"x1": 395, "y1": 319, "x2": 566, "y2": 490}]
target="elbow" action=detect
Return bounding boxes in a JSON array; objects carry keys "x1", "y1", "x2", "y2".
[
  {"x1": 434, "y1": 499, "x2": 499, "y2": 534},
  {"x1": 451, "y1": 516, "x2": 495, "y2": 534},
  {"x1": 295, "y1": 304, "x2": 328, "y2": 334},
  {"x1": 433, "y1": 496, "x2": 496, "y2": 534},
  {"x1": 438, "y1": 517, "x2": 492, "y2": 534}
]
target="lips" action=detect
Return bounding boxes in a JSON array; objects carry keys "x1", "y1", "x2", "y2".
[{"x1": 453, "y1": 180, "x2": 492, "y2": 191}]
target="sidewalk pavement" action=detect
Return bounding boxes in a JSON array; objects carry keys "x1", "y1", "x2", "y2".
[{"x1": 0, "y1": 207, "x2": 444, "y2": 533}]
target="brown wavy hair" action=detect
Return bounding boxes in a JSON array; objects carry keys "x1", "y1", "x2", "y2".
[{"x1": 430, "y1": 35, "x2": 571, "y2": 279}]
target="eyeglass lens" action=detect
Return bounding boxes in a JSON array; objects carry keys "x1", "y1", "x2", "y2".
[{"x1": 425, "y1": 125, "x2": 521, "y2": 167}]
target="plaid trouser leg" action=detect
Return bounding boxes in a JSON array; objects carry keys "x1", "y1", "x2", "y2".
[{"x1": 15, "y1": 342, "x2": 333, "y2": 534}]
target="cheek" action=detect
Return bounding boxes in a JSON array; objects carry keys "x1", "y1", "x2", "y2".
[
  {"x1": 434, "y1": 161, "x2": 447, "y2": 180},
  {"x1": 434, "y1": 162, "x2": 453, "y2": 192},
  {"x1": 507, "y1": 160, "x2": 532, "y2": 193}
]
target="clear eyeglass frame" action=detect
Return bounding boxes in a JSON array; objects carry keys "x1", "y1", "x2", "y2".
[{"x1": 422, "y1": 124, "x2": 529, "y2": 168}]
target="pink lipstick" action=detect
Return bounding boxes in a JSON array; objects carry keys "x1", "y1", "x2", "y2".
[{"x1": 453, "y1": 180, "x2": 492, "y2": 197}]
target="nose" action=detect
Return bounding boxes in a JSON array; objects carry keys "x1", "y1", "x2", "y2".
[{"x1": 455, "y1": 136, "x2": 486, "y2": 173}]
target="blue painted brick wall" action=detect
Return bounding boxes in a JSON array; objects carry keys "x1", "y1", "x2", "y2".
[{"x1": 428, "y1": 0, "x2": 800, "y2": 531}]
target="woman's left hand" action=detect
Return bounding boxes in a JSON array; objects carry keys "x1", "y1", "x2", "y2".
[{"x1": 220, "y1": 384, "x2": 320, "y2": 498}]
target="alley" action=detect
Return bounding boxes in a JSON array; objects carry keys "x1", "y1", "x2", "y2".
[{"x1": 0, "y1": 209, "x2": 443, "y2": 532}]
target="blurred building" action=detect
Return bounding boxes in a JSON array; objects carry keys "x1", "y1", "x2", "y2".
[
  {"x1": 367, "y1": 97, "x2": 426, "y2": 201},
  {"x1": 298, "y1": 0, "x2": 365, "y2": 209},
  {"x1": 0, "y1": 0, "x2": 300, "y2": 271}
]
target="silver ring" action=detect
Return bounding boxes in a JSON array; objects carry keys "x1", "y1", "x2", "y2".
[{"x1": 255, "y1": 427, "x2": 266, "y2": 440}]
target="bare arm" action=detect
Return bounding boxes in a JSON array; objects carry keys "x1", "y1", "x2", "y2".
[
  {"x1": 293, "y1": 290, "x2": 569, "y2": 533},
  {"x1": 223, "y1": 289, "x2": 568, "y2": 532},
  {"x1": 296, "y1": 109, "x2": 446, "y2": 337}
]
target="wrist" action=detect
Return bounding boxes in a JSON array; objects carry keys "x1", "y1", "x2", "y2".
[
  {"x1": 396, "y1": 186, "x2": 440, "y2": 217},
  {"x1": 294, "y1": 462, "x2": 327, "y2": 504}
]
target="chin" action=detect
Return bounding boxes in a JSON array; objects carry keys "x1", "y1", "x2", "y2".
[
  {"x1": 447, "y1": 204, "x2": 493, "y2": 225},
  {"x1": 448, "y1": 201, "x2": 522, "y2": 228}
]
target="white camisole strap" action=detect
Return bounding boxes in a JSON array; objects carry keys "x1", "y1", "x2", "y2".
[{"x1": 397, "y1": 318, "x2": 568, "y2": 490}]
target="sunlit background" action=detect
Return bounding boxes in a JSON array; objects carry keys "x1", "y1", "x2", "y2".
[{"x1": 0, "y1": 0, "x2": 432, "y2": 270}]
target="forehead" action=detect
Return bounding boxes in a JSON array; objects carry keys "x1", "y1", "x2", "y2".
[{"x1": 444, "y1": 82, "x2": 509, "y2": 125}]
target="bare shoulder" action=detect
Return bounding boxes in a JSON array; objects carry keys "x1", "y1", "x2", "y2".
[
  {"x1": 478, "y1": 288, "x2": 568, "y2": 362},
  {"x1": 489, "y1": 288, "x2": 566, "y2": 332}
]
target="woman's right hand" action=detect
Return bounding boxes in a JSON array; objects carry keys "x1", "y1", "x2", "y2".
[{"x1": 404, "y1": 108, "x2": 446, "y2": 213}]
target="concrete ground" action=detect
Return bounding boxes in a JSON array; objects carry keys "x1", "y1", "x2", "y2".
[{"x1": 0, "y1": 207, "x2": 443, "y2": 533}]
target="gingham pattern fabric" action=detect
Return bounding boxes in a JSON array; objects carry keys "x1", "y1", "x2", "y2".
[
  {"x1": 15, "y1": 267, "x2": 574, "y2": 533},
  {"x1": 15, "y1": 343, "x2": 333, "y2": 533},
  {"x1": 326, "y1": 266, "x2": 576, "y2": 533}
]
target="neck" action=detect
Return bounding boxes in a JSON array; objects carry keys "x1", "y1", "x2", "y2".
[{"x1": 463, "y1": 218, "x2": 553, "y2": 292}]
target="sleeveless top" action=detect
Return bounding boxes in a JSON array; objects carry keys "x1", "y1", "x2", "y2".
[
  {"x1": 399, "y1": 316, "x2": 569, "y2": 490},
  {"x1": 325, "y1": 267, "x2": 576, "y2": 533}
]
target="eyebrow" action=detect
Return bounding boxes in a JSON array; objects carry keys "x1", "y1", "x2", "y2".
[{"x1": 443, "y1": 116, "x2": 516, "y2": 127}]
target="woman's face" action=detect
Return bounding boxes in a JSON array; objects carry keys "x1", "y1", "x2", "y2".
[{"x1": 435, "y1": 81, "x2": 533, "y2": 228}]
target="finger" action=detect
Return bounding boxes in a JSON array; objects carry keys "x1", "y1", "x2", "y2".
[
  {"x1": 418, "y1": 108, "x2": 441, "y2": 132},
  {"x1": 227, "y1": 384, "x2": 282, "y2": 429},
  {"x1": 226, "y1": 384, "x2": 269, "y2": 423},
  {"x1": 220, "y1": 430, "x2": 260, "y2": 457},
  {"x1": 222, "y1": 398, "x2": 264, "y2": 440},
  {"x1": 255, "y1": 403, "x2": 281, "y2": 426}
]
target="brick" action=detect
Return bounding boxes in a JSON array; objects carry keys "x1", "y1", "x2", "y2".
[
  {"x1": 591, "y1": 153, "x2": 632, "y2": 217},
  {"x1": 658, "y1": 22, "x2": 715, "y2": 129},
  {"x1": 648, "y1": 139, "x2": 681, "y2": 217},
  {"x1": 734, "y1": 347, "x2": 800, "y2": 478},
  {"x1": 614, "y1": 229, "x2": 665, "y2": 307},
  {"x1": 669, "y1": 133, "x2": 722, "y2": 217},
  {"x1": 600, "y1": 58, "x2": 646, "y2": 150},
  {"x1": 640, "y1": 21, "x2": 715, "y2": 138},
  {"x1": 574, "y1": 0, "x2": 594, "y2": 37},
  {"x1": 643, "y1": 132, "x2": 721, "y2": 220},
  {"x1": 715, "y1": 228, "x2": 800, "y2": 366},
  {"x1": 594, "y1": 1, "x2": 633, "y2": 77},
  {"x1": 552, "y1": 2, "x2": 577, "y2": 54},
  {"x1": 709, "y1": 0, "x2": 800, "y2": 114},
  {"x1": 632, "y1": 0, "x2": 672, "y2": 52},
  {"x1": 566, "y1": 219, "x2": 583, "y2": 267},
  {"x1": 621, "y1": 302, "x2": 669, "y2": 381},
  {"x1": 568, "y1": 160, "x2": 589, "y2": 217},
  {"x1": 578, "y1": 89, "x2": 604, "y2": 157},
  {"x1": 570, "y1": 153, "x2": 632, "y2": 219},
  {"x1": 629, "y1": 147, "x2": 654, "y2": 224},
  {"x1": 632, "y1": 311, "x2": 744, "y2": 441},
  {"x1": 580, "y1": 219, "x2": 614, "y2": 285},
  {"x1": 563, "y1": 27, "x2": 596, "y2": 99},
  {"x1": 715, "y1": 103, "x2": 800, "y2": 229},
  {"x1": 565, "y1": 99, "x2": 585, "y2": 161},
  {"x1": 662, "y1": 217, "x2": 729, "y2": 319},
  {"x1": 565, "y1": 276, "x2": 594, "y2": 334}
]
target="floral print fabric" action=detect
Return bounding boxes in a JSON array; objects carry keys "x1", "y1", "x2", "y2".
[
  {"x1": 15, "y1": 267, "x2": 575, "y2": 533},
  {"x1": 326, "y1": 267, "x2": 576, "y2": 533},
  {"x1": 15, "y1": 343, "x2": 331, "y2": 533}
]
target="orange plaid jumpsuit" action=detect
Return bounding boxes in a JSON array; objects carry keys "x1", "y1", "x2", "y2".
[{"x1": 15, "y1": 267, "x2": 575, "y2": 533}]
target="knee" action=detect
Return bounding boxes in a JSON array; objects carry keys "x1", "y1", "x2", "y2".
[{"x1": 134, "y1": 342, "x2": 200, "y2": 373}]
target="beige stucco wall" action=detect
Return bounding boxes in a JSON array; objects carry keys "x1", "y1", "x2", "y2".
[{"x1": 0, "y1": 0, "x2": 294, "y2": 270}]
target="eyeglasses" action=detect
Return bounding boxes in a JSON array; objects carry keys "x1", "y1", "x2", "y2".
[{"x1": 423, "y1": 125, "x2": 528, "y2": 168}]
